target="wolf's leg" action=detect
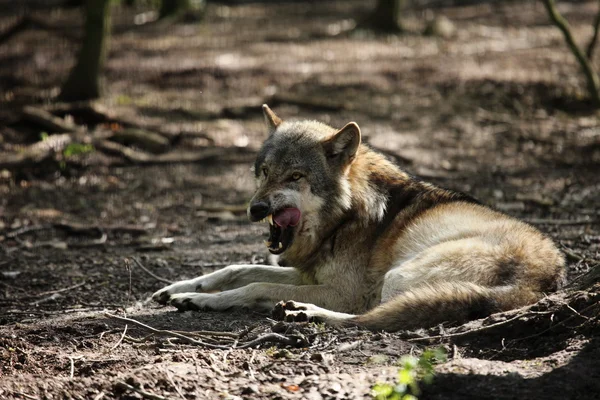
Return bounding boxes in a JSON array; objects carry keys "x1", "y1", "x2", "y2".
[
  {"x1": 152, "y1": 265, "x2": 302, "y2": 304},
  {"x1": 380, "y1": 236, "x2": 526, "y2": 303},
  {"x1": 349, "y1": 281, "x2": 534, "y2": 331},
  {"x1": 166, "y1": 282, "x2": 351, "y2": 313},
  {"x1": 269, "y1": 283, "x2": 528, "y2": 331},
  {"x1": 271, "y1": 300, "x2": 356, "y2": 327}
]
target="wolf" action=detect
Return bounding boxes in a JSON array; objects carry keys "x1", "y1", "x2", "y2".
[{"x1": 152, "y1": 105, "x2": 565, "y2": 331}]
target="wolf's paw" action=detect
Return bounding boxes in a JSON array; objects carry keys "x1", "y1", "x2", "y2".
[
  {"x1": 168, "y1": 293, "x2": 213, "y2": 312},
  {"x1": 152, "y1": 288, "x2": 172, "y2": 305},
  {"x1": 152, "y1": 280, "x2": 197, "y2": 305},
  {"x1": 272, "y1": 300, "x2": 318, "y2": 323}
]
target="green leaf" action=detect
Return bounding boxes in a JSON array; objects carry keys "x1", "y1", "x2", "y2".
[
  {"x1": 398, "y1": 368, "x2": 415, "y2": 385},
  {"x1": 422, "y1": 374, "x2": 434, "y2": 385},
  {"x1": 400, "y1": 355, "x2": 418, "y2": 370},
  {"x1": 372, "y1": 383, "x2": 394, "y2": 399},
  {"x1": 389, "y1": 393, "x2": 402, "y2": 400},
  {"x1": 63, "y1": 143, "x2": 94, "y2": 158}
]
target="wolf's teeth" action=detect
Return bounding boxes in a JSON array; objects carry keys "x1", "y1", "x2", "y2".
[
  {"x1": 267, "y1": 214, "x2": 273, "y2": 225},
  {"x1": 264, "y1": 240, "x2": 272, "y2": 247},
  {"x1": 278, "y1": 242, "x2": 283, "y2": 249}
]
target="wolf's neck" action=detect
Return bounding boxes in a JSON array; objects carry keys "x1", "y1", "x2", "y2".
[{"x1": 344, "y1": 146, "x2": 411, "y2": 225}]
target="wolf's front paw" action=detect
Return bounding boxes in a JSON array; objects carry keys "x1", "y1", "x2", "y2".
[
  {"x1": 152, "y1": 280, "x2": 197, "y2": 305},
  {"x1": 168, "y1": 293, "x2": 214, "y2": 312},
  {"x1": 272, "y1": 300, "x2": 313, "y2": 322},
  {"x1": 152, "y1": 288, "x2": 172, "y2": 305}
]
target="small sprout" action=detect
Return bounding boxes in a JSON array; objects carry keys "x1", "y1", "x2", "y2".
[
  {"x1": 372, "y1": 383, "x2": 394, "y2": 399},
  {"x1": 116, "y1": 94, "x2": 133, "y2": 106},
  {"x1": 63, "y1": 143, "x2": 95, "y2": 158},
  {"x1": 371, "y1": 347, "x2": 447, "y2": 400}
]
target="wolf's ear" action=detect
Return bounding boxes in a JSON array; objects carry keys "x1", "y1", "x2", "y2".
[
  {"x1": 323, "y1": 122, "x2": 361, "y2": 164},
  {"x1": 262, "y1": 104, "x2": 282, "y2": 134}
]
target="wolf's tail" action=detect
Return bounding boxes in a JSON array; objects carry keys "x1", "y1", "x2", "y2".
[{"x1": 349, "y1": 282, "x2": 540, "y2": 332}]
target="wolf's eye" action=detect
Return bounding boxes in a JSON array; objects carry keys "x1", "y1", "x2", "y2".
[
  {"x1": 291, "y1": 172, "x2": 303, "y2": 181},
  {"x1": 261, "y1": 167, "x2": 268, "y2": 177}
]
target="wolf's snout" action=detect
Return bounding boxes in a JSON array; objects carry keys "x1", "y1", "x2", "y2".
[{"x1": 249, "y1": 201, "x2": 270, "y2": 222}]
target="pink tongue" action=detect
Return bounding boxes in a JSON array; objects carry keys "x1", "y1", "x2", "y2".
[{"x1": 273, "y1": 208, "x2": 301, "y2": 228}]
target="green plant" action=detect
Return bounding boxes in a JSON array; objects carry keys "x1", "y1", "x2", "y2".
[
  {"x1": 371, "y1": 348, "x2": 447, "y2": 400},
  {"x1": 63, "y1": 143, "x2": 95, "y2": 158},
  {"x1": 115, "y1": 94, "x2": 133, "y2": 106}
]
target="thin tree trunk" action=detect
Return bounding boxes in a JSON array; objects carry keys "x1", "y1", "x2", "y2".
[
  {"x1": 59, "y1": 0, "x2": 111, "y2": 101},
  {"x1": 586, "y1": 0, "x2": 600, "y2": 60},
  {"x1": 542, "y1": 0, "x2": 600, "y2": 107},
  {"x1": 159, "y1": 0, "x2": 191, "y2": 20},
  {"x1": 364, "y1": 0, "x2": 406, "y2": 32}
]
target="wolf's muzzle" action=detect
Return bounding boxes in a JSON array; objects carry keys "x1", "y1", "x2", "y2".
[{"x1": 249, "y1": 201, "x2": 270, "y2": 222}]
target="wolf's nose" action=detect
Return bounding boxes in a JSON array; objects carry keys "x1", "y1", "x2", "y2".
[{"x1": 249, "y1": 202, "x2": 270, "y2": 222}]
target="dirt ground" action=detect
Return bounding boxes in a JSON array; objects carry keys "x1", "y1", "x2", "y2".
[{"x1": 1, "y1": 0, "x2": 600, "y2": 399}]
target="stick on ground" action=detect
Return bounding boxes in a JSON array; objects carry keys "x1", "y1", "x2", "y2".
[
  {"x1": 115, "y1": 381, "x2": 169, "y2": 400},
  {"x1": 104, "y1": 313, "x2": 231, "y2": 349},
  {"x1": 130, "y1": 257, "x2": 172, "y2": 284}
]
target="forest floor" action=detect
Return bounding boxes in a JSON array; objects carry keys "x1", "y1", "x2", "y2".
[{"x1": 1, "y1": 1, "x2": 600, "y2": 399}]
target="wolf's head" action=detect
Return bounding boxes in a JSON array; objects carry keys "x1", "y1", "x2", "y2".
[{"x1": 248, "y1": 105, "x2": 361, "y2": 255}]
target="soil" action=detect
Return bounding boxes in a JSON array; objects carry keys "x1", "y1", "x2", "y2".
[{"x1": 1, "y1": 1, "x2": 600, "y2": 399}]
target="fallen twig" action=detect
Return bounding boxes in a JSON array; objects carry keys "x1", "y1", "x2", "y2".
[
  {"x1": 4, "y1": 282, "x2": 86, "y2": 304},
  {"x1": 104, "y1": 313, "x2": 231, "y2": 349},
  {"x1": 69, "y1": 232, "x2": 108, "y2": 248},
  {"x1": 561, "y1": 246, "x2": 583, "y2": 262},
  {"x1": 130, "y1": 257, "x2": 172, "y2": 285},
  {"x1": 68, "y1": 355, "x2": 83, "y2": 379},
  {"x1": 0, "y1": 133, "x2": 74, "y2": 169},
  {"x1": 4, "y1": 222, "x2": 148, "y2": 240},
  {"x1": 508, "y1": 301, "x2": 599, "y2": 344},
  {"x1": 115, "y1": 381, "x2": 169, "y2": 400},
  {"x1": 37, "y1": 281, "x2": 87, "y2": 297},
  {"x1": 55, "y1": 221, "x2": 148, "y2": 236},
  {"x1": 336, "y1": 340, "x2": 362, "y2": 352},
  {"x1": 96, "y1": 141, "x2": 255, "y2": 165},
  {"x1": 110, "y1": 324, "x2": 128, "y2": 351},
  {"x1": 526, "y1": 218, "x2": 600, "y2": 226},
  {"x1": 165, "y1": 367, "x2": 186, "y2": 400},
  {"x1": 237, "y1": 332, "x2": 307, "y2": 349},
  {"x1": 238, "y1": 323, "x2": 259, "y2": 339},
  {"x1": 406, "y1": 312, "x2": 540, "y2": 342},
  {"x1": 4, "y1": 225, "x2": 50, "y2": 239},
  {"x1": 4, "y1": 306, "x2": 121, "y2": 317},
  {"x1": 21, "y1": 106, "x2": 81, "y2": 134},
  {"x1": 169, "y1": 329, "x2": 240, "y2": 338}
]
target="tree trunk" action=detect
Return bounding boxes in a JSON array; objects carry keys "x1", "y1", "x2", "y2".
[
  {"x1": 542, "y1": 0, "x2": 600, "y2": 107},
  {"x1": 59, "y1": 0, "x2": 111, "y2": 102},
  {"x1": 159, "y1": 0, "x2": 191, "y2": 20},
  {"x1": 367, "y1": 0, "x2": 406, "y2": 32}
]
